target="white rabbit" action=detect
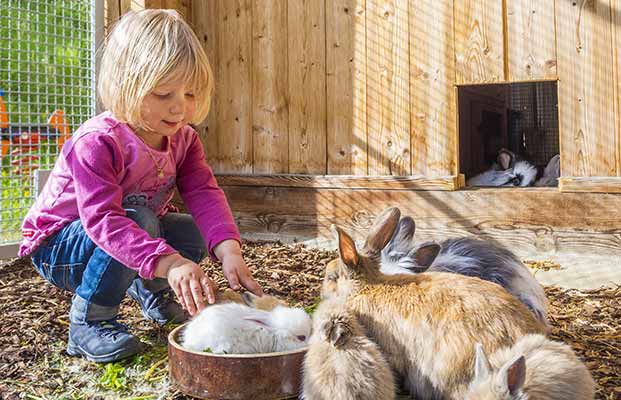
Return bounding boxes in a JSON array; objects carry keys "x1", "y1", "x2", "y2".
[
  {"x1": 466, "y1": 334, "x2": 595, "y2": 400},
  {"x1": 181, "y1": 302, "x2": 311, "y2": 354},
  {"x1": 534, "y1": 154, "x2": 560, "y2": 187},
  {"x1": 379, "y1": 214, "x2": 549, "y2": 329},
  {"x1": 468, "y1": 149, "x2": 537, "y2": 187},
  {"x1": 302, "y1": 298, "x2": 395, "y2": 400}
]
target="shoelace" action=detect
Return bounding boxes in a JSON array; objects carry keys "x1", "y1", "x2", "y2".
[{"x1": 90, "y1": 320, "x2": 128, "y2": 339}]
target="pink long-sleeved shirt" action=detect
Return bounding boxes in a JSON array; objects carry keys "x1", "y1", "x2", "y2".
[{"x1": 19, "y1": 111, "x2": 240, "y2": 279}]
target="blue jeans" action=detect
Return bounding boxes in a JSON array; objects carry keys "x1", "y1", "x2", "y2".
[{"x1": 30, "y1": 206, "x2": 207, "y2": 322}]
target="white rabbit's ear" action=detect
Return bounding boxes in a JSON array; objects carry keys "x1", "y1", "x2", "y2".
[
  {"x1": 243, "y1": 315, "x2": 270, "y2": 327},
  {"x1": 496, "y1": 355, "x2": 526, "y2": 395},
  {"x1": 497, "y1": 149, "x2": 514, "y2": 170},
  {"x1": 363, "y1": 207, "x2": 401, "y2": 255},
  {"x1": 334, "y1": 225, "x2": 360, "y2": 270},
  {"x1": 474, "y1": 343, "x2": 492, "y2": 382}
]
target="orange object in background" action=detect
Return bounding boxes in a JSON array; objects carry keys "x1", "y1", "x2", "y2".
[
  {"x1": 48, "y1": 109, "x2": 71, "y2": 148},
  {"x1": 0, "y1": 88, "x2": 8, "y2": 156},
  {"x1": 0, "y1": 89, "x2": 8, "y2": 129}
]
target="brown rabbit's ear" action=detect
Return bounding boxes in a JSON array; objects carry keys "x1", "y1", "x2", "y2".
[
  {"x1": 413, "y1": 242, "x2": 441, "y2": 267},
  {"x1": 321, "y1": 316, "x2": 352, "y2": 347},
  {"x1": 363, "y1": 207, "x2": 401, "y2": 254},
  {"x1": 497, "y1": 355, "x2": 526, "y2": 395},
  {"x1": 332, "y1": 224, "x2": 360, "y2": 269},
  {"x1": 241, "y1": 291, "x2": 258, "y2": 307}
]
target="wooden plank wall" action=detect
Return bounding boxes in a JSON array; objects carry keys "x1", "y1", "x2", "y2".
[{"x1": 105, "y1": 1, "x2": 621, "y2": 183}]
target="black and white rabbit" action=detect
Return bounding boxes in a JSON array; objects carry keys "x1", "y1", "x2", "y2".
[
  {"x1": 468, "y1": 149, "x2": 538, "y2": 187},
  {"x1": 380, "y1": 215, "x2": 549, "y2": 329}
]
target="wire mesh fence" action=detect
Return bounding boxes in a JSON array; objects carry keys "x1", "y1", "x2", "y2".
[{"x1": 0, "y1": 0, "x2": 95, "y2": 246}]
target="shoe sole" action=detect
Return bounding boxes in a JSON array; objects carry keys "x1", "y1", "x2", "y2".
[{"x1": 66, "y1": 340, "x2": 142, "y2": 363}]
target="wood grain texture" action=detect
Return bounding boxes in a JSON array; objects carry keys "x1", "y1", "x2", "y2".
[
  {"x1": 614, "y1": 0, "x2": 621, "y2": 175},
  {"x1": 505, "y1": 0, "x2": 557, "y2": 81},
  {"x1": 326, "y1": 0, "x2": 368, "y2": 175},
  {"x1": 252, "y1": 0, "x2": 289, "y2": 173},
  {"x1": 556, "y1": 0, "x2": 616, "y2": 177},
  {"x1": 559, "y1": 177, "x2": 621, "y2": 193},
  {"x1": 409, "y1": 0, "x2": 457, "y2": 176},
  {"x1": 219, "y1": 186, "x2": 621, "y2": 256},
  {"x1": 216, "y1": 174, "x2": 462, "y2": 190},
  {"x1": 287, "y1": 0, "x2": 327, "y2": 174},
  {"x1": 367, "y1": 0, "x2": 411, "y2": 175},
  {"x1": 191, "y1": 0, "x2": 218, "y2": 165},
  {"x1": 214, "y1": 0, "x2": 253, "y2": 173},
  {"x1": 454, "y1": 0, "x2": 505, "y2": 84}
]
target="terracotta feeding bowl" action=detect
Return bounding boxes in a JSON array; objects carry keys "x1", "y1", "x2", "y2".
[{"x1": 168, "y1": 324, "x2": 307, "y2": 399}]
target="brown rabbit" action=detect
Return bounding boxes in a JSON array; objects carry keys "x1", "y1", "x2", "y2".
[
  {"x1": 302, "y1": 298, "x2": 396, "y2": 400},
  {"x1": 321, "y1": 207, "x2": 547, "y2": 399},
  {"x1": 214, "y1": 289, "x2": 286, "y2": 311}
]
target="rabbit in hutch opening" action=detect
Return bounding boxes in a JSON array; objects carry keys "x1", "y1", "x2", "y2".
[{"x1": 467, "y1": 149, "x2": 538, "y2": 187}]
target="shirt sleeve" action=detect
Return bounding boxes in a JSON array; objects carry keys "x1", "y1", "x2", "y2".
[
  {"x1": 65, "y1": 132, "x2": 178, "y2": 279},
  {"x1": 175, "y1": 131, "x2": 240, "y2": 259}
]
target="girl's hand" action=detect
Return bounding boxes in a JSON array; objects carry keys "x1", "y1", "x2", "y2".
[
  {"x1": 214, "y1": 240, "x2": 263, "y2": 296},
  {"x1": 155, "y1": 253, "x2": 215, "y2": 316}
]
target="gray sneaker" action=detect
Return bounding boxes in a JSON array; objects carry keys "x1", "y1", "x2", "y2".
[
  {"x1": 127, "y1": 279, "x2": 188, "y2": 325},
  {"x1": 66, "y1": 319, "x2": 143, "y2": 363}
]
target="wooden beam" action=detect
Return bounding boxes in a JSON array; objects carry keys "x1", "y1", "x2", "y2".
[
  {"x1": 559, "y1": 177, "x2": 621, "y2": 193},
  {"x1": 556, "y1": 0, "x2": 616, "y2": 177},
  {"x1": 505, "y1": 0, "x2": 557, "y2": 81},
  {"x1": 218, "y1": 186, "x2": 621, "y2": 257},
  {"x1": 409, "y1": 0, "x2": 457, "y2": 176},
  {"x1": 215, "y1": 174, "x2": 462, "y2": 190},
  {"x1": 326, "y1": 0, "x2": 368, "y2": 175},
  {"x1": 454, "y1": 0, "x2": 505, "y2": 84},
  {"x1": 252, "y1": 0, "x2": 289, "y2": 174}
]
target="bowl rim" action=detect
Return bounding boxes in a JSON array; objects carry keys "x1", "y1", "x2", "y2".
[{"x1": 168, "y1": 323, "x2": 309, "y2": 359}]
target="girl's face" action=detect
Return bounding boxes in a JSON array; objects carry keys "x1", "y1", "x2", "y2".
[{"x1": 137, "y1": 79, "x2": 196, "y2": 148}]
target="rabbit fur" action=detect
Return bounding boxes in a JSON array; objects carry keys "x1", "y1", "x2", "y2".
[
  {"x1": 321, "y1": 207, "x2": 547, "y2": 399},
  {"x1": 380, "y1": 214, "x2": 549, "y2": 328},
  {"x1": 467, "y1": 149, "x2": 538, "y2": 187},
  {"x1": 465, "y1": 334, "x2": 595, "y2": 400},
  {"x1": 534, "y1": 155, "x2": 560, "y2": 187},
  {"x1": 181, "y1": 302, "x2": 311, "y2": 354},
  {"x1": 302, "y1": 298, "x2": 395, "y2": 400}
]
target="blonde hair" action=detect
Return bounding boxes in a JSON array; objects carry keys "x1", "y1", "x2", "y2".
[{"x1": 98, "y1": 9, "x2": 213, "y2": 128}]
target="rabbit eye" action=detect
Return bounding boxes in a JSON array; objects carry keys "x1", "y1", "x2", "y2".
[
  {"x1": 297, "y1": 335, "x2": 306, "y2": 342},
  {"x1": 328, "y1": 273, "x2": 339, "y2": 282}
]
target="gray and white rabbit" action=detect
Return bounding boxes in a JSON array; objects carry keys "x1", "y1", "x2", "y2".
[
  {"x1": 301, "y1": 298, "x2": 395, "y2": 400},
  {"x1": 181, "y1": 302, "x2": 311, "y2": 354},
  {"x1": 466, "y1": 334, "x2": 595, "y2": 399},
  {"x1": 380, "y1": 215, "x2": 549, "y2": 328},
  {"x1": 468, "y1": 149, "x2": 538, "y2": 187},
  {"x1": 534, "y1": 154, "x2": 560, "y2": 187}
]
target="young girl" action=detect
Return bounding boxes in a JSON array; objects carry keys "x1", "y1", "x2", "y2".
[{"x1": 18, "y1": 9, "x2": 263, "y2": 363}]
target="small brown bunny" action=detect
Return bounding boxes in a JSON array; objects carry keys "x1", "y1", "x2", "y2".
[
  {"x1": 302, "y1": 298, "x2": 395, "y2": 400},
  {"x1": 321, "y1": 207, "x2": 547, "y2": 399},
  {"x1": 466, "y1": 334, "x2": 595, "y2": 400},
  {"x1": 214, "y1": 289, "x2": 286, "y2": 311}
]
